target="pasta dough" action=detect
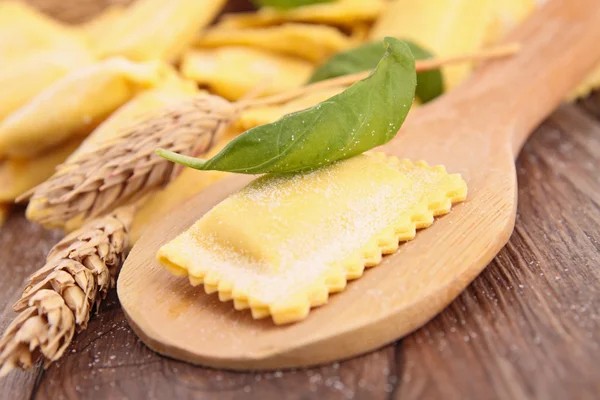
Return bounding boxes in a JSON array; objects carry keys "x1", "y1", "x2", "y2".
[
  {"x1": 0, "y1": 139, "x2": 82, "y2": 202},
  {"x1": 196, "y1": 23, "x2": 355, "y2": 63},
  {"x1": 181, "y1": 47, "x2": 313, "y2": 100},
  {"x1": 0, "y1": 2, "x2": 94, "y2": 121},
  {"x1": 220, "y1": 0, "x2": 385, "y2": 29},
  {"x1": 0, "y1": 47, "x2": 94, "y2": 123},
  {"x1": 71, "y1": 72, "x2": 198, "y2": 158},
  {"x1": 92, "y1": 0, "x2": 226, "y2": 61},
  {"x1": 0, "y1": 57, "x2": 168, "y2": 158},
  {"x1": 158, "y1": 153, "x2": 467, "y2": 324},
  {"x1": 0, "y1": 1, "x2": 83, "y2": 60}
]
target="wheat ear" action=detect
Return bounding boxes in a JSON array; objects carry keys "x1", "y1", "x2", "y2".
[
  {"x1": 20, "y1": 94, "x2": 237, "y2": 229},
  {"x1": 0, "y1": 206, "x2": 134, "y2": 376}
]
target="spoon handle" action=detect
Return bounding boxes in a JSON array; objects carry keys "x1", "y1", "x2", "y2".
[{"x1": 438, "y1": 0, "x2": 600, "y2": 156}]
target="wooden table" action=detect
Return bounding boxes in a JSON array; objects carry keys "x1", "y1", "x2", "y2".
[{"x1": 1, "y1": 94, "x2": 599, "y2": 400}]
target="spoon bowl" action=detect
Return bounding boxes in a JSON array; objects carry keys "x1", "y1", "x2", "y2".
[{"x1": 118, "y1": 0, "x2": 600, "y2": 370}]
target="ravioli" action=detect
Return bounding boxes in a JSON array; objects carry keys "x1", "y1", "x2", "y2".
[
  {"x1": 92, "y1": 0, "x2": 226, "y2": 61},
  {"x1": 0, "y1": 2, "x2": 95, "y2": 121},
  {"x1": 0, "y1": 57, "x2": 168, "y2": 158},
  {"x1": 78, "y1": 5, "x2": 127, "y2": 48},
  {"x1": 0, "y1": 139, "x2": 82, "y2": 202},
  {"x1": 196, "y1": 23, "x2": 355, "y2": 63},
  {"x1": 0, "y1": 47, "x2": 94, "y2": 123},
  {"x1": 158, "y1": 153, "x2": 467, "y2": 324},
  {"x1": 70, "y1": 71, "x2": 198, "y2": 158},
  {"x1": 0, "y1": 1, "x2": 83, "y2": 60},
  {"x1": 181, "y1": 47, "x2": 313, "y2": 100},
  {"x1": 219, "y1": 0, "x2": 385, "y2": 29}
]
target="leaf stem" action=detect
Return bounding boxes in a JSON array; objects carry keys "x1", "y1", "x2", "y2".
[
  {"x1": 242, "y1": 42, "x2": 521, "y2": 109},
  {"x1": 156, "y1": 148, "x2": 208, "y2": 170}
]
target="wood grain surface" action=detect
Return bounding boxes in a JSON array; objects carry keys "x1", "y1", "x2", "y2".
[{"x1": 1, "y1": 94, "x2": 598, "y2": 399}]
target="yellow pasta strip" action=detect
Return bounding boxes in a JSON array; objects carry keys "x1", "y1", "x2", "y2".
[{"x1": 158, "y1": 153, "x2": 467, "y2": 324}]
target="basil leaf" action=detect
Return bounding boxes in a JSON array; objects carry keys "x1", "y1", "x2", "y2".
[
  {"x1": 406, "y1": 42, "x2": 444, "y2": 103},
  {"x1": 157, "y1": 37, "x2": 416, "y2": 175},
  {"x1": 309, "y1": 40, "x2": 444, "y2": 103},
  {"x1": 252, "y1": 0, "x2": 334, "y2": 10}
]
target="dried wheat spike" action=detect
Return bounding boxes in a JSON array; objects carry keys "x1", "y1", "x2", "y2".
[
  {"x1": 0, "y1": 207, "x2": 133, "y2": 376},
  {"x1": 22, "y1": 94, "x2": 236, "y2": 229}
]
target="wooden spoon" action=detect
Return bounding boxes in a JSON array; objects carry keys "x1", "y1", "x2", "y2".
[{"x1": 118, "y1": 0, "x2": 600, "y2": 370}]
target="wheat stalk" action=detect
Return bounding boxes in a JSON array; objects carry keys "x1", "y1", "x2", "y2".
[
  {"x1": 0, "y1": 206, "x2": 133, "y2": 376},
  {"x1": 242, "y1": 43, "x2": 521, "y2": 109},
  {"x1": 20, "y1": 94, "x2": 237, "y2": 229}
]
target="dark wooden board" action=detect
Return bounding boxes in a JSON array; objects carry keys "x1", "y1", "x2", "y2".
[{"x1": 1, "y1": 95, "x2": 599, "y2": 399}]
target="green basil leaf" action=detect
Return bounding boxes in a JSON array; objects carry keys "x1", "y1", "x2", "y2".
[
  {"x1": 406, "y1": 42, "x2": 444, "y2": 103},
  {"x1": 309, "y1": 40, "x2": 444, "y2": 103},
  {"x1": 251, "y1": 0, "x2": 334, "y2": 10},
  {"x1": 157, "y1": 37, "x2": 416, "y2": 175}
]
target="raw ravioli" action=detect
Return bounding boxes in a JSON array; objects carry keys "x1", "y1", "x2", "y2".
[
  {"x1": 0, "y1": 47, "x2": 94, "y2": 122},
  {"x1": 181, "y1": 47, "x2": 313, "y2": 100},
  {"x1": 158, "y1": 153, "x2": 467, "y2": 324},
  {"x1": 219, "y1": 0, "x2": 385, "y2": 29},
  {"x1": 0, "y1": 139, "x2": 82, "y2": 202},
  {"x1": 78, "y1": 5, "x2": 127, "y2": 47},
  {"x1": 196, "y1": 23, "x2": 355, "y2": 63},
  {"x1": 0, "y1": 57, "x2": 168, "y2": 158},
  {"x1": 0, "y1": 1, "x2": 82, "y2": 60},
  {"x1": 70, "y1": 71, "x2": 198, "y2": 158},
  {"x1": 92, "y1": 0, "x2": 226, "y2": 61},
  {"x1": 0, "y1": 2, "x2": 94, "y2": 121}
]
